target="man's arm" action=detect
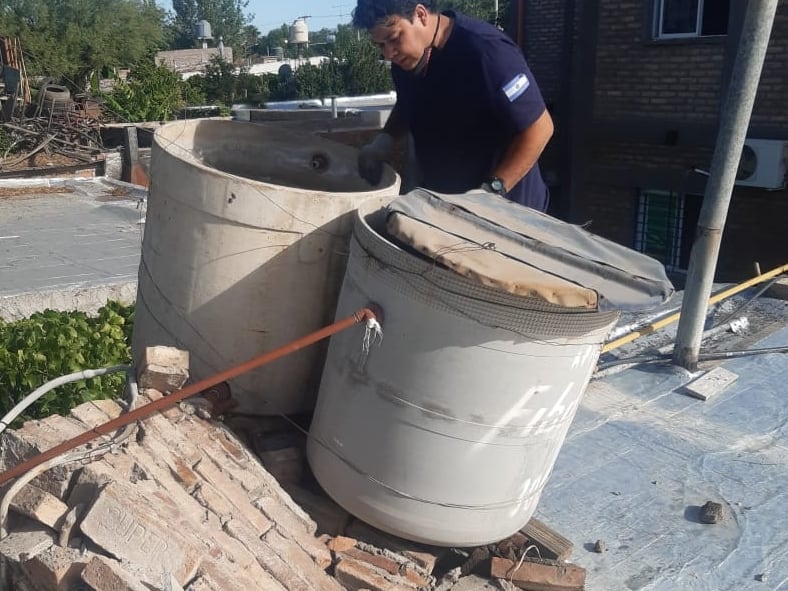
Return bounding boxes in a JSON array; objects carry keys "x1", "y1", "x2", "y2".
[{"x1": 492, "y1": 109, "x2": 554, "y2": 193}]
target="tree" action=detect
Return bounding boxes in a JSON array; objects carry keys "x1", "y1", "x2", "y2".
[
  {"x1": 439, "y1": 0, "x2": 511, "y2": 26},
  {"x1": 0, "y1": 0, "x2": 166, "y2": 87},
  {"x1": 169, "y1": 0, "x2": 252, "y2": 52},
  {"x1": 101, "y1": 61, "x2": 186, "y2": 122}
]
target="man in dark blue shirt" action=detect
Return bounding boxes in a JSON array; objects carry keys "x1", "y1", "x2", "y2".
[{"x1": 354, "y1": 0, "x2": 553, "y2": 212}]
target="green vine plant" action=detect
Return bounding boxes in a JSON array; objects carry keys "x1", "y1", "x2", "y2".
[{"x1": 0, "y1": 302, "x2": 134, "y2": 428}]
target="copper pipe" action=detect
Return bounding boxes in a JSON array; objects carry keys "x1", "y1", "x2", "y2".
[{"x1": 0, "y1": 305, "x2": 382, "y2": 487}]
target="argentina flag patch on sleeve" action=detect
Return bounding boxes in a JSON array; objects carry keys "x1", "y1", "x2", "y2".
[{"x1": 502, "y1": 73, "x2": 530, "y2": 102}]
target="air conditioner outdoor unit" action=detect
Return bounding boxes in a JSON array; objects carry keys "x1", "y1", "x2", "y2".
[{"x1": 735, "y1": 138, "x2": 788, "y2": 190}]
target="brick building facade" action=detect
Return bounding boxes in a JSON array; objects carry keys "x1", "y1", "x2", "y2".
[{"x1": 517, "y1": 0, "x2": 788, "y2": 282}]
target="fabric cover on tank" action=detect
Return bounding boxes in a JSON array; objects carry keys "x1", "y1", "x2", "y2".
[{"x1": 386, "y1": 189, "x2": 674, "y2": 312}]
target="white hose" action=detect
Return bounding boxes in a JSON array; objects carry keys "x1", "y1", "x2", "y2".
[
  {"x1": 0, "y1": 364, "x2": 130, "y2": 435},
  {"x1": 0, "y1": 365, "x2": 138, "y2": 540}
]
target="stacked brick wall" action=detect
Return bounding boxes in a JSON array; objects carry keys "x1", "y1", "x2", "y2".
[
  {"x1": 752, "y1": 4, "x2": 788, "y2": 124},
  {"x1": 594, "y1": 1, "x2": 726, "y2": 120},
  {"x1": 519, "y1": 1, "x2": 567, "y2": 105}
]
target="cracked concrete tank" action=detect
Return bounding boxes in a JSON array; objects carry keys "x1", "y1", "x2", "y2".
[
  {"x1": 307, "y1": 190, "x2": 674, "y2": 546},
  {"x1": 132, "y1": 119, "x2": 400, "y2": 414}
]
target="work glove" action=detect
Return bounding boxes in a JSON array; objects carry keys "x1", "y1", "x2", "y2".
[{"x1": 358, "y1": 133, "x2": 394, "y2": 185}]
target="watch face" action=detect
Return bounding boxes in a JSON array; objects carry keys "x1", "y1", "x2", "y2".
[{"x1": 491, "y1": 178, "x2": 504, "y2": 193}]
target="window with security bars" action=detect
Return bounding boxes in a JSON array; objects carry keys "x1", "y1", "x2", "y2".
[
  {"x1": 654, "y1": 0, "x2": 730, "y2": 39},
  {"x1": 635, "y1": 190, "x2": 702, "y2": 272}
]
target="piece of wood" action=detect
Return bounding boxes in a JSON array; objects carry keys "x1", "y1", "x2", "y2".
[
  {"x1": 520, "y1": 517, "x2": 574, "y2": 561},
  {"x1": 491, "y1": 557, "x2": 585, "y2": 591},
  {"x1": 682, "y1": 367, "x2": 738, "y2": 401}
]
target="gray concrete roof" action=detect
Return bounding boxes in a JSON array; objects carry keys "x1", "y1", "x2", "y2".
[
  {"x1": 537, "y1": 298, "x2": 788, "y2": 589},
  {"x1": 0, "y1": 177, "x2": 145, "y2": 320}
]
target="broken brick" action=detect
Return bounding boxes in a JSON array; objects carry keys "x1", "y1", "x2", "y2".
[{"x1": 491, "y1": 556, "x2": 586, "y2": 591}]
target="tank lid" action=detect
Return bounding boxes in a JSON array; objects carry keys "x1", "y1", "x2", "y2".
[{"x1": 385, "y1": 189, "x2": 675, "y2": 312}]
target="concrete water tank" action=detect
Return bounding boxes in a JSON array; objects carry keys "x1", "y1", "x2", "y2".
[
  {"x1": 307, "y1": 192, "x2": 672, "y2": 546},
  {"x1": 132, "y1": 119, "x2": 400, "y2": 414},
  {"x1": 289, "y1": 18, "x2": 309, "y2": 45}
]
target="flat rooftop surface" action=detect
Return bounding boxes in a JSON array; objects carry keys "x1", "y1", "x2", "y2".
[
  {"x1": 0, "y1": 177, "x2": 145, "y2": 319},
  {"x1": 537, "y1": 309, "x2": 788, "y2": 590}
]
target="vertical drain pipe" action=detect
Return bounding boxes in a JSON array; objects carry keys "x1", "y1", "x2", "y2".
[{"x1": 673, "y1": 0, "x2": 779, "y2": 370}]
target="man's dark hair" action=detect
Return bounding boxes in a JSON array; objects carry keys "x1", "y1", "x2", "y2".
[{"x1": 352, "y1": 0, "x2": 438, "y2": 29}]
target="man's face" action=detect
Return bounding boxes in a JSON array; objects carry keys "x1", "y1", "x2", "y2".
[{"x1": 370, "y1": 6, "x2": 431, "y2": 71}]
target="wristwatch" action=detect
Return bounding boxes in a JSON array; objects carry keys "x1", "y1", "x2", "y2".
[{"x1": 487, "y1": 177, "x2": 507, "y2": 196}]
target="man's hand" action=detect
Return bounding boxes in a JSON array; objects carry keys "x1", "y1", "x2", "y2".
[{"x1": 358, "y1": 133, "x2": 394, "y2": 185}]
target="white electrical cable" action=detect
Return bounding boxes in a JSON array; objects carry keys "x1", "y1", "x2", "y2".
[
  {"x1": 0, "y1": 365, "x2": 138, "y2": 540},
  {"x1": 0, "y1": 364, "x2": 130, "y2": 435}
]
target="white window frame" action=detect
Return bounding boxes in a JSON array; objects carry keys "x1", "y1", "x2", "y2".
[{"x1": 653, "y1": 0, "x2": 726, "y2": 40}]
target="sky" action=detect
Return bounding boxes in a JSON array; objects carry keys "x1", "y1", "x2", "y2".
[{"x1": 159, "y1": 1, "x2": 353, "y2": 35}]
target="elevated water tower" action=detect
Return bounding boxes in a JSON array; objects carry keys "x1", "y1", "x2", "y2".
[
  {"x1": 289, "y1": 16, "x2": 310, "y2": 57},
  {"x1": 195, "y1": 19, "x2": 213, "y2": 49}
]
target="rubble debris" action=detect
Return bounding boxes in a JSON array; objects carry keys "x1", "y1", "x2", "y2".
[
  {"x1": 491, "y1": 556, "x2": 586, "y2": 591},
  {"x1": 699, "y1": 501, "x2": 725, "y2": 524},
  {"x1": 592, "y1": 539, "x2": 606, "y2": 553},
  {"x1": 0, "y1": 391, "x2": 343, "y2": 590}
]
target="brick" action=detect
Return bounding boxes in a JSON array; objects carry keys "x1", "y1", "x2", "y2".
[
  {"x1": 0, "y1": 524, "x2": 55, "y2": 562},
  {"x1": 192, "y1": 458, "x2": 273, "y2": 534},
  {"x1": 0, "y1": 415, "x2": 89, "y2": 499},
  {"x1": 263, "y1": 527, "x2": 344, "y2": 591},
  {"x1": 335, "y1": 557, "x2": 416, "y2": 591},
  {"x1": 254, "y1": 496, "x2": 329, "y2": 567},
  {"x1": 10, "y1": 484, "x2": 69, "y2": 529},
  {"x1": 281, "y1": 485, "x2": 351, "y2": 537},
  {"x1": 490, "y1": 557, "x2": 586, "y2": 590},
  {"x1": 80, "y1": 555, "x2": 149, "y2": 591},
  {"x1": 21, "y1": 544, "x2": 90, "y2": 591},
  {"x1": 69, "y1": 399, "x2": 124, "y2": 428},
  {"x1": 341, "y1": 546, "x2": 431, "y2": 588},
  {"x1": 192, "y1": 478, "x2": 272, "y2": 535},
  {"x1": 327, "y1": 535, "x2": 357, "y2": 553},
  {"x1": 521, "y1": 517, "x2": 574, "y2": 561},
  {"x1": 79, "y1": 481, "x2": 203, "y2": 585},
  {"x1": 223, "y1": 518, "x2": 310, "y2": 591},
  {"x1": 142, "y1": 388, "x2": 184, "y2": 419},
  {"x1": 138, "y1": 346, "x2": 190, "y2": 393}
]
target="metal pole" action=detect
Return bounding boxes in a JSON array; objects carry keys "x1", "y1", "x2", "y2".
[{"x1": 672, "y1": 0, "x2": 778, "y2": 371}]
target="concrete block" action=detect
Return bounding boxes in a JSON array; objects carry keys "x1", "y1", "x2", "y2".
[
  {"x1": 0, "y1": 524, "x2": 55, "y2": 562},
  {"x1": 79, "y1": 481, "x2": 203, "y2": 585},
  {"x1": 335, "y1": 557, "x2": 416, "y2": 591},
  {"x1": 21, "y1": 544, "x2": 91, "y2": 591},
  {"x1": 80, "y1": 555, "x2": 149, "y2": 591},
  {"x1": 9, "y1": 484, "x2": 69, "y2": 531},
  {"x1": 138, "y1": 346, "x2": 190, "y2": 393},
  {"x1": 682, "y1": 367, "x2": 739, "y2": 401}
]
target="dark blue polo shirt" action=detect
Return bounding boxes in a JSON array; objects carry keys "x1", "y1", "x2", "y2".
[{"x1": 392, "y1": 12, "x2": 549, "y2": 211}]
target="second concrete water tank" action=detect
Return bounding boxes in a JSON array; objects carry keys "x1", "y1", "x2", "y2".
[
  {"x1": 132, "y1": 119, "x2": 400, "y2": 414},
  {"x1": 307, "y1": 190, "x2": 673, "y2": 546}
]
